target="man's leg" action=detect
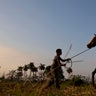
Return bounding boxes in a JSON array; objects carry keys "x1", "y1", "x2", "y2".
[{"x1": 56, "y1": 77, "x2": 60, "y2": 89}]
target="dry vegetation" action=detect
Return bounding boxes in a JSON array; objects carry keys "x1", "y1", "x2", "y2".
[{"x1": 0, "y1": 79, "x2": 96, "y2": 96}]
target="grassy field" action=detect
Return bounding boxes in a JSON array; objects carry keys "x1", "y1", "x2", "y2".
[
  {"x1": 0, "y1": 80, "x2": 96, "y2": 96},
  {"x1": 0, "y1": 81, "x2": 96, "y2": 96}
]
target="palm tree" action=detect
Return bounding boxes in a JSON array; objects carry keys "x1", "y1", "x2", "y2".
[
  {"x1": 38, "y1": 63, "x2": 45, "y2": 80},
  {"x1": 23, "y1": 65, "x2": 29, "y2": 80},
  {"x1": 39, "y1": 63, "x2": 45, "y2": 72},
  {"x1": 45, "y1": 65, "x2": 51, "y2": 74},
  {"x1": 33, "y1": 66, "x2": 38, "y2": 75},
  {"x1": 17, "y1": 66, "x2": 23, "y2": 71},
  {"x1": 28, "y1": 62, "x2": 35, "y2": 80},
  {"x1": 31, "y1": 66, "x2": 38, "y2": 81},
  {"x1": 16, "y1": 66, "x2": 23, "y2": 80},
  {"x1": 44, "y1": 65, "x2": 51, "y2": 78}
]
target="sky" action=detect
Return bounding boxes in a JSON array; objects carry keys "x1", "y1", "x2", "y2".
[{"x1": 0, "y1": 0, "x2": 96, "y2": 78}]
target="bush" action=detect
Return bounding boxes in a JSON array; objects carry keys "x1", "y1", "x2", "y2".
[{"x1": 68, "y1": 75, "x2": 89, "y2": 86}]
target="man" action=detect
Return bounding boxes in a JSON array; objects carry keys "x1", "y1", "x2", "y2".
[
  {"x1": 51, "y1": 48, "x2": 71, "y2": 89},
  {"x1": 38, "y1": 49, "x2": 71, "y2": 96}
]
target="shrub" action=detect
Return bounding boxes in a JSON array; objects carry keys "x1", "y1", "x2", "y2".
[{"x1": 68, "y1": 75, "x2": 89, "y2": 86}]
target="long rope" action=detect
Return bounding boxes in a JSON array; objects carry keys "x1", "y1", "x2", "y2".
[{"x1": 70, "y1": 48, "x2": 90, "y2": 59}]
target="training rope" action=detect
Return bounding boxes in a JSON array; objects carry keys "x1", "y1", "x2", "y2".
[{"x1": 70, "y1": 48, "x2": 90, "y2": 59}]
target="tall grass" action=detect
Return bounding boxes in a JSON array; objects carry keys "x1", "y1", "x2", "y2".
[{"x1": 0, "y1": 79, "x2": 96, "y2": 96}]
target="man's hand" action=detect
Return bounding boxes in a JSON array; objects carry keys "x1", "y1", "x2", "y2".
[
  {"x1": 66, "y1": 58, "x2": 71, "y2": 61},
  {"x1": 64, "y1": 64, "x2": 66, "y2": 66},
  {"x1": 61, "y1": 64, "x2": 66, "y2": 66}
]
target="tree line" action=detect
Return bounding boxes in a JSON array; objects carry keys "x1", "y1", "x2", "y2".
[{"x1": 1, "y1": 62, "x2": 51, "y2": 82}]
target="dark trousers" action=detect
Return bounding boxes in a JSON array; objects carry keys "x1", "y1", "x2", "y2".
[{"x1": 55, "y1": 70, "x2": 60, "y2": 88}]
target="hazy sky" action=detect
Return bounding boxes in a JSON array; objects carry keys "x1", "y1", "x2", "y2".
[{"x1": 0, "y1": 0, "x2": 96, "y2": 78}]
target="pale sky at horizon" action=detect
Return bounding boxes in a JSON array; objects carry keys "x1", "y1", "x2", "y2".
[{"x1": 0, "y1": 0, "x2": 96, "y2": 78}]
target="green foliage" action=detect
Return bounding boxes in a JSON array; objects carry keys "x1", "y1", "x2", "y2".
[
  {"x1": 47, "y1": 92, "x2": 55, "y2": 96},
  {"x1": 14, "y1": 89, "x2": 22, "y2": 96}
]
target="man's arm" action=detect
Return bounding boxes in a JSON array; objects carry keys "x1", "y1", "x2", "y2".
[
  {"x1": 57, "y1": 57, "x2": 69, "y2": 67},
  {"x1": 59, "y1": 57, "x2": 71, "y2": 62}
]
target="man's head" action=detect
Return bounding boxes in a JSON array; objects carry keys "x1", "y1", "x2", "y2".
[{"x1": 56, "y1": 48, "x2": 62, "y2": 55}]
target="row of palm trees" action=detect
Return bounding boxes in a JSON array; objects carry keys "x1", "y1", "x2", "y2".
[{"x1": 6, "y1": 62, "x2": 50, "y2": 81}]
